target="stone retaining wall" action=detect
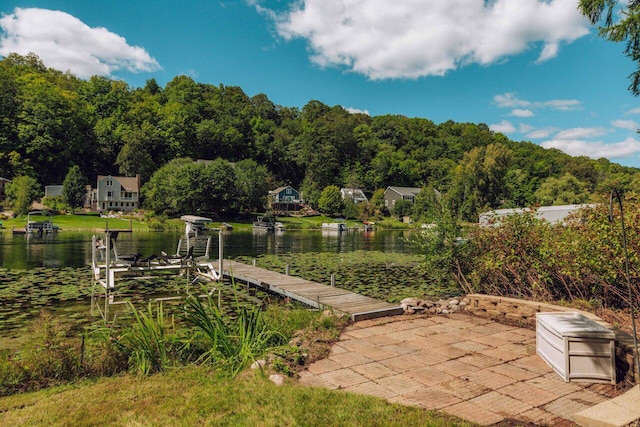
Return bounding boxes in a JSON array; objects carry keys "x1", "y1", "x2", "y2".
[{"x1": 466, "y1": 294, "x2": 638, "y2": 383}]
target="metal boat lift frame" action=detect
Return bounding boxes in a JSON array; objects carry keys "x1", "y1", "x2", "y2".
[{"x1": 90, "y1": 216, "x2": 224, "y2": 320}]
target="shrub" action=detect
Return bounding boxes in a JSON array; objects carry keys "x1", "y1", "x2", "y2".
[
  {"x1": 464, "y1": 199, "x2": 640, "y2": 310},
  {"x1": 0, "y1": 311, "x2": 84, "y2": 394}
]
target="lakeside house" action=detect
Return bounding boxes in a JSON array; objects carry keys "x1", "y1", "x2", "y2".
[
  {"x1": 479, "y1": 204, "x2": 597, "y2": 226},
  {"x1": 383, "y1": 186, "x2": 421, "y2": 209},
  {"x1": 44, "y1": 185, "x2": 63, "y2": 198},
  {"x1": 268, "y1": 186, "x2": 303, "y2": 212},
  {"x1": 341, "y1": 188, "x2": 368, "y2": 204},
  {"x1": 87, "y1": 175, "x2": 141, "y2": 212}
]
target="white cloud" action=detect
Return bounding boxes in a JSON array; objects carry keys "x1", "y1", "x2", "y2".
[
  {"x1": 269, "y1": 0, "x2": 589, "y2": 79},
  {"x1": 493, "y1": 92, "x2": 531, "y2": 108},
  {"x1": 542, "y1": 137, "x2": 640, "y2": 159},
  {"x1": 527, "y1": 128, "x2": 556, "y2": 139},
  {"x1": 0, "y1": 8, "x2": 161, "y2": 78},
  {"x1": 489, "y1": 120, "x2": 516, "y2": 134},
  {"x1": 555, "y1": 127, "x2": 607, "y2": 140},
  {"x1": 493, "y1": 92, "x2": 582, "y2": 112},
  {"x1": 345, "y1": 106, "x2": 370, "y2": 115},
  {"x1": 542, "y1": 99, "x2": 582, "y2": 111},
  {"x1": 626, "y1": 107, "x2": 640, "y2": 115},
  {"x1": 511, "y1": 109, "x2": 534, "y2": 117},
  {"x1": 519, "y1": 123, "x2": 535, "y2": 133},
  {"x1": 611, "y1": 119, "x2": 639, "y2": 130}
]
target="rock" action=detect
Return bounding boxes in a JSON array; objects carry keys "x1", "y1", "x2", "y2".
[
  {"x1": 441, "y1": 309, "x2": 450, "y2": 315},
  {"x1": 449, "y1": 299, "x2": 460, "y2": 306},
  {"x1": 251, "y1": 359, "x2": 266, "y2": 370},
  {"x1": 462, "y1": 297, "x2": 470, "y2": 305},
  {"x1": 459, "y1": 301, "x2": 467, "y2": 307},
  {"x1": 420, "y1": 300, "x2": 434, "y2": 308},
  {"x1": 401, "y1": 297, "x2": 420, "y2": 306},
  {"x1": 269, "y1": 374, "x2": 286, "y2": 386}
]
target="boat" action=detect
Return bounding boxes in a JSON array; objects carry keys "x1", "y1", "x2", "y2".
[
  {"x1": 221, "y1": 222, "x2": 233, "y2": 231},
  {"x1": 26, "y1": 211, "x2": 59, "y2": 235},
  {"x1": 321, "y1": 222, "x2": 347, "y2": 231},
  {"x1": 253, "y1": 215, "x2": 276, "y2": 231}
]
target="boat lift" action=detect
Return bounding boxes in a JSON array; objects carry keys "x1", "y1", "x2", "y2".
[{"x1": 90, "y1": 215, "x2": 224, "y2": 320}]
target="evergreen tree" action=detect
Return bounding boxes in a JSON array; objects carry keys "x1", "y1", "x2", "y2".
[{"x1": 62, "y1": 165, "x2": 87, "y2": 213}]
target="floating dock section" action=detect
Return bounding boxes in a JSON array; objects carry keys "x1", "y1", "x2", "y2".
[{"x1": 219, "y1": 260, "x2": 403, "y2": 321}]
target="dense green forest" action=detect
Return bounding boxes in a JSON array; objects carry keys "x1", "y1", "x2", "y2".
[{"x1": 1, "y1": 53, "x2": 639, "y2": 220}]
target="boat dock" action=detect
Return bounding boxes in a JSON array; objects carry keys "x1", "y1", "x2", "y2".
[{"x1": 218, "y1": 260, "x2": 403, "y2": 321}]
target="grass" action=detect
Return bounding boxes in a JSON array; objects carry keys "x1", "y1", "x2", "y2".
[
  {"x1": 0, "y1": 212, "x2": 410, "y2": 232},
  {"x1": 0, "y1": 212, "x2": 184, "y2": 232},
  {"x1": 0, "y1": 366, "x2": 472, "y2": 426}
]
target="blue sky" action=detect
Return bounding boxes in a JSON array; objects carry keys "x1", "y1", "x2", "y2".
[{"x1": 1, "y1": 1, "x2": 640, "y2": 167}]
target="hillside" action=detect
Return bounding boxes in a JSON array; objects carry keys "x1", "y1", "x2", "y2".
[{"x1": 1, "y1": 53, "x2": 638, "y2": 220}]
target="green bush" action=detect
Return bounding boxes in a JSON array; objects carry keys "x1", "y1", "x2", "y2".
[{"x1": 463, "y1": 198, "x2": 640, "y2": 310}]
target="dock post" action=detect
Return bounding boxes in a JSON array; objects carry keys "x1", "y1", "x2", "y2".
[
  {"x1": 331, "y1": 274, "x2": 335, "y2": 287},
  {"x1": 252, "y1": 259, "x2": 256, "y2": 267},
  {"x1": 286, "y1": 264, "x2": 290, "y2": 275},
  {"x1": 218, "y1": 229, "x2": 223, "y2": 280},
  {"x1": 105, "y1": 232, "x2": 110, "y2": 321}
]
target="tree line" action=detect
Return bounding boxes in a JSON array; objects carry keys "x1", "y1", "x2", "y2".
[{"x1": 1, "y1": 53, "x2": 639, "y2": 220}]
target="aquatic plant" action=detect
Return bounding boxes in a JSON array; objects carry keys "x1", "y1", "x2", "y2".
[
  {"x1": 237, "y1": 250, "x2": 460, "y2": 302},
  {"x1": 181, "y1": 294, "x2": 285, "y2": 377},
  {"x1": 119, "y1": 302, "x2": 181, "y2": 375}
]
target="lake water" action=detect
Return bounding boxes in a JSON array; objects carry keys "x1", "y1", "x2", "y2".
[
  {"x1": 0, "y1": 229, "x2": 417, "y2": 269},
  {"x1": 0, "y1": 229, "x2": 421, "y2": 348}
]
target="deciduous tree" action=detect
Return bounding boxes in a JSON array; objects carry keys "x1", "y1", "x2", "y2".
[
  {"x1": 318, "y1": 185, "x2": 344, "y2": 217},
  {"x1": 62, "y1": 165, "x2": 87, "y2": 213},
  {"x1": 6, "y1": 175, "x2": 41, "y2": 216},
  {"x1": 579, "y1": 0, "x2": 640, "y2": 95}
]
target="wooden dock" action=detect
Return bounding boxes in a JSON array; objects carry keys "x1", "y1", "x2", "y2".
[{"x1": 219, "y1": 260, "x2": 403, "y2": 321}]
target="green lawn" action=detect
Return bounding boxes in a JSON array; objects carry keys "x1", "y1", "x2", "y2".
[
  {"x1": 0, "y1": 213, "x2": 183, "y2": 232},
  {"x1": 0, "y1": 367, "x2": 472, "y2": 426},
  {"x1": 0, "y1": 212, "x2": 411, "y2": 232}
]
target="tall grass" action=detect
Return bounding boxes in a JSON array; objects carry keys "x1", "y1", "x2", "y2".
[
  {"x1": 119, "y1": 302, "x2": 181, "y2": 375},
  {"x1": 181, "y1": 295, "x2": 285, "y2": 376},
  {"x1": 0, "y1": 311, "x2": 84, "y2": 395}
]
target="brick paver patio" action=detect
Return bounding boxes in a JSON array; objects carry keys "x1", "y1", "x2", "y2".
[{"x1": 298, "y1": 313, "x2": 626, "y2": 425}]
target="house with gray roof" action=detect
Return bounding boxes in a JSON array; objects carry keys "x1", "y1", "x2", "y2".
[
  {"x1": 268, "y1": 185, "x2": 303, "y2": 211},
  {"x1": 88, "y1": 175, "x2": 141, "y2": 212},
  {"x1": 383, "y1": 186, "x2": 422, "y2": 209},
  {"x1": 341, "y1": 188, "x2": 368, "y2": 204}
]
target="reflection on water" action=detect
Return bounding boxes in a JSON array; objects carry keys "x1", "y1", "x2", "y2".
[
  {"x1": 0, "y1": 229, "x2": 419, "y2": 349},
  {"x1": 0, "y1": 229, "x2": 417, "y2": 269}
]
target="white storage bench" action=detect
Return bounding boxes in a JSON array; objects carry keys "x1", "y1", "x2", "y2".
[{"x1": 536, "y1": 312, "x2": 616, "y2": 384}]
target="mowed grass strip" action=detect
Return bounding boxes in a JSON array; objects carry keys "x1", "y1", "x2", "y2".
[{"x1": 0, "y1": 367, "x2": 472, "y2": 426}]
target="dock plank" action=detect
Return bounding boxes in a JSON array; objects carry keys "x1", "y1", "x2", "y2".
[{"x1": 219, "y1": 260, "x2": 402, "y2": 321}]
